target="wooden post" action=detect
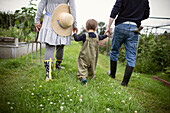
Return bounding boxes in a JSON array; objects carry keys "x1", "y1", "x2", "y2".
[
  {"x1": 31, "y1": 42, "x2": 33, "y2": 62},
  {"x1": 40, "y1": 43, "x2": 42, "y2": 63}
]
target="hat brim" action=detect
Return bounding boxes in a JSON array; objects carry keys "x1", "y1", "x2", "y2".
[{"x1": 51, "y1": 4, "x2": 73, "y2": 36}]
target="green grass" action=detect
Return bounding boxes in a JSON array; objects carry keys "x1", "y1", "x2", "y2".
[{"x1": 0, "y1": 41, "x2": 169, "y2": 113}]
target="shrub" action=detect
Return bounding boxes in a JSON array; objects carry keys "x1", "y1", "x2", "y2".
[{"x1": 134, "y1": 33, "x2": 170, "y2": 74}]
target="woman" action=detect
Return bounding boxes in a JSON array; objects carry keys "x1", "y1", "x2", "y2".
[{"x1": 35, "y1": 0, "x2": 78, "y2": 81}]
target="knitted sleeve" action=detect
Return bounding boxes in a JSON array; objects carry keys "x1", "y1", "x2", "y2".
[
  {"x1": 69, "y1": 0, "x2": 77, "y2": 28},
  {"x1": 35, "y1": 0, "x2": 47, "y2": 24}
]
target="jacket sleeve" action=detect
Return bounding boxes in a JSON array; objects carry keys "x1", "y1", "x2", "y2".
[
  {"x1": 142, "y1": 0, "x2": 150, "y2": 20},
  {"x1": 35, "y1": 0, "x2": 47, "y2": 24},
  {"x1": 110, "y1": 0, "x2": 122, "y2": 18},
  {"x1": 69, "y1": 0, "x2": 77, "y2": 28}
]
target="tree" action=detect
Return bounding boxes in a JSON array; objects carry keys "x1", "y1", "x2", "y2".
[{"x1": 97, "y1": 22, "x2": 106, "y2": 35}]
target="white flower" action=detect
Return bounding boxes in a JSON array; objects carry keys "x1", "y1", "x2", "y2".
[
  {"x1": 129, "y1": 97, "x2": 132, "y2": 100},
  {"x1": 33, "y1": 84, "x2": 35, "y2": 86},
  {"x1": 62, "y1": 102, "x2": 64, "y2": 105},
  {"x1": 67, "y1": 95, "x2": 70, "y2": 97},
  {"x1": 134, "y1": 111, "x2": 137, "y2": 113},
  {"x1": 114, "y1": 92, "x2": 116, "y2": 94},
  {"x1": 77, "y1": 90, "x2": 79, "y2": 92},
  {"x1": 60, "y1": 106, "x2": 64, "y2": 110},
  {"x1": 54, "y1": 103, "x2": 56, "y2": 105},
  {"x1": 66, "y1": 90, "x2": 68, "y2": 92},
  {"x1": 21, "y1": 87, "x2": 23, "y2": 89},
  {"x1": 10, "y1": 107, "x2": 13, "y2": 110},
  {"x1": 48, "y1": 99, "x2": 50, "y2": 100},
  {"x1": 79, "y1": 99, "x2": 82, "y2": 102},
  {"x1": 118, "y1": 92, "x2": 121, "y2": 94},
  {"x1": 70, "y1": 99, "x2": 72, "y2": 101},
  {"x1": 50, "y1": 102, "x2": 53, "y2": 104},
  {"x1": 105, "y1": 94, "x2": 107, "y2": 96},
  {"x1": 106, "y1": 108, "x2": 110, "y2": 111},
  {"x1": 80, "y1": 95, "x2": 83, "y2": 99},
  {"x1": 42, "y1": 108, "x2": 44, "y2": 110},
  {"x1": 7, "y1": 102, "x2": 10, "y2": 104},
  {"x1": 40, "y1": 104, "x2": 43, "y2": 107},
  {"x1": 121, "y1": 100, "x2": 125, "y2": 103},
  {"x1": 31, "y1": 93, "x2": 34, "y2": 96},
  {"x1": 33, "y1": 88, "x2": 35, "y2": 90},
  {"x1": 40, "y1": 85, "x2": 42, "y2": 87}
]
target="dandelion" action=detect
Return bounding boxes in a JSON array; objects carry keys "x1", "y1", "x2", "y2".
[
  {"x1": 10, "y1": 107, "x2": 13, "y2": 110},
  {"x1": 121, "y1": 100, "x2": 125, "y2": 103},
  {"x1": 40, "y1": 85, "x2": 42, "y2": 87},
  {"x1": 7, "y1": 102, "x2": 10, "y2": 104},
  {"x1": 70, "y1": 99, "x2": 72, "y2": 102},
  {"x1": 134, "y1": 111, "x2": 137, "y2": 113},
  {"x1": 50, "y1": 102, "x2": 53, "y2": 104},
  {"x1": 60, "y1": 106, "x2": 64, "y2": 110},
  {"x1": 106, "y1": 108, "x2": 110, "y2": 111},
  {"x1": 31, "y1": 93, "x2": 34, "y2": 96},
  {"x1": 79, "y1": 99, "x2": 82, "y2": 102},
  {"x1": 40, "y1": 104, "x2": 43, "y2": 107}
]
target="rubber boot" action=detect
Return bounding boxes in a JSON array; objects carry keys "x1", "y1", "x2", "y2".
[
  {"x1": 107, "y1": 60, "x2": 117, "y2": 78},
  {"x1": 121, "y1": 65, "x2": 134, "y2": 86},
  {"x1": 44, "y1": 58, "x2": 53, "y2": 81},
  {"x1": 54, "y1": 58, "x2": 65, "y2": 70}
]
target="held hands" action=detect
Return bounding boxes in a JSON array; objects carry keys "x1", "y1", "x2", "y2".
[
  {"x1": 35, "y1": 23, "x2": 42, "y2": 32},
  {"x1": 105, "y1": 27, "x2": 111, "y2": 37},
  {"x1": 73, "y1": 27, "x2": 78, "y2": 34}
]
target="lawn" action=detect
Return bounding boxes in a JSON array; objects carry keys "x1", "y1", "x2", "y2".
[{"x1": 0, "y1": 41, "x2": 169, "y2": 113}]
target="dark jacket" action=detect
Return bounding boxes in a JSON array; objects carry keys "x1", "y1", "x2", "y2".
[{"x1": 110, "y1": 0, "x2": 150, "y2": 27}]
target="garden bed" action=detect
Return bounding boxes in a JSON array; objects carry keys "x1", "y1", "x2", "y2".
[{"x1": 0, "y1": 37, "x2": 45, "y2": 59}]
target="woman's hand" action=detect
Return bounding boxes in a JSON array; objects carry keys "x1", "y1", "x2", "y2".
[
  {"x1": 35, "y1": 23, "x2": 42, "y2": 32},
  {"x1": 73, "y1": 27, "x2": 78, "y2": 34}
]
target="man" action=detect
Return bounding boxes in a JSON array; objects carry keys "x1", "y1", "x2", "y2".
[{"x1": 105, "y1": 0, "x2": 150, "y2": 86}]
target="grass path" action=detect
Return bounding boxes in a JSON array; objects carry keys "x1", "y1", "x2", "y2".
[{"x1": 0, "y1": 41, "x2": 169, "y2": 113}]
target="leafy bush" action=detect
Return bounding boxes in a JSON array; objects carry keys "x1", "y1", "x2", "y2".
[{"x1": 134, "y1": 33, "x2": 170, "y2": 74}]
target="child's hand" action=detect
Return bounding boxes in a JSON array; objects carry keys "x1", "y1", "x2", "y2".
[{"x1": 105, "y1": 32, "x2": 110, "y2": 37}]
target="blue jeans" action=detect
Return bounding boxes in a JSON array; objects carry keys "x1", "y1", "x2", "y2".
[{"x1": 110, "y1": 23, "x2": 139, "y2": 67}]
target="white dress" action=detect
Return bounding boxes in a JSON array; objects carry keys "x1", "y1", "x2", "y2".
[{"x1": 35, "y1": 0, "x2": 77, "y2": 45}]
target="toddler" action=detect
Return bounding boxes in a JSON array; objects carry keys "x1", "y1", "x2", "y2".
[{"x1": 73, "y1": 19, "x2": 109, "y2": 85}]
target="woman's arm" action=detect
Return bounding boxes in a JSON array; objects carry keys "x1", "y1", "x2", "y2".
[{"x1": 69, "y1": 0, "x2": 77, "y2": 30}]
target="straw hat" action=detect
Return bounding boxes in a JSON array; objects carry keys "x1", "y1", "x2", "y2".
[{"x1": 51, "y1": 4, "x2": 74, "y2": 36}]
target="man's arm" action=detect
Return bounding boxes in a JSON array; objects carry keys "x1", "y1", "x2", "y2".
[
  {"x1": 105, "y1": 18, "x2": 114, "y2": 35},
  {"x1": 142, "y1": 0, "x2": 150, "y2": 20}
]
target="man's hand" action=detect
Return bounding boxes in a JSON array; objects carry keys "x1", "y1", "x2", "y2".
[
  {"x1": 73, "y1": 27, "x2": 78, "y2": 34},
  {"x1": 105, "y1": 28, "x2": 111, "y2": 37},
  {"x1": 35, "y1": 23, "x2": 42, "y2": 32}
]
